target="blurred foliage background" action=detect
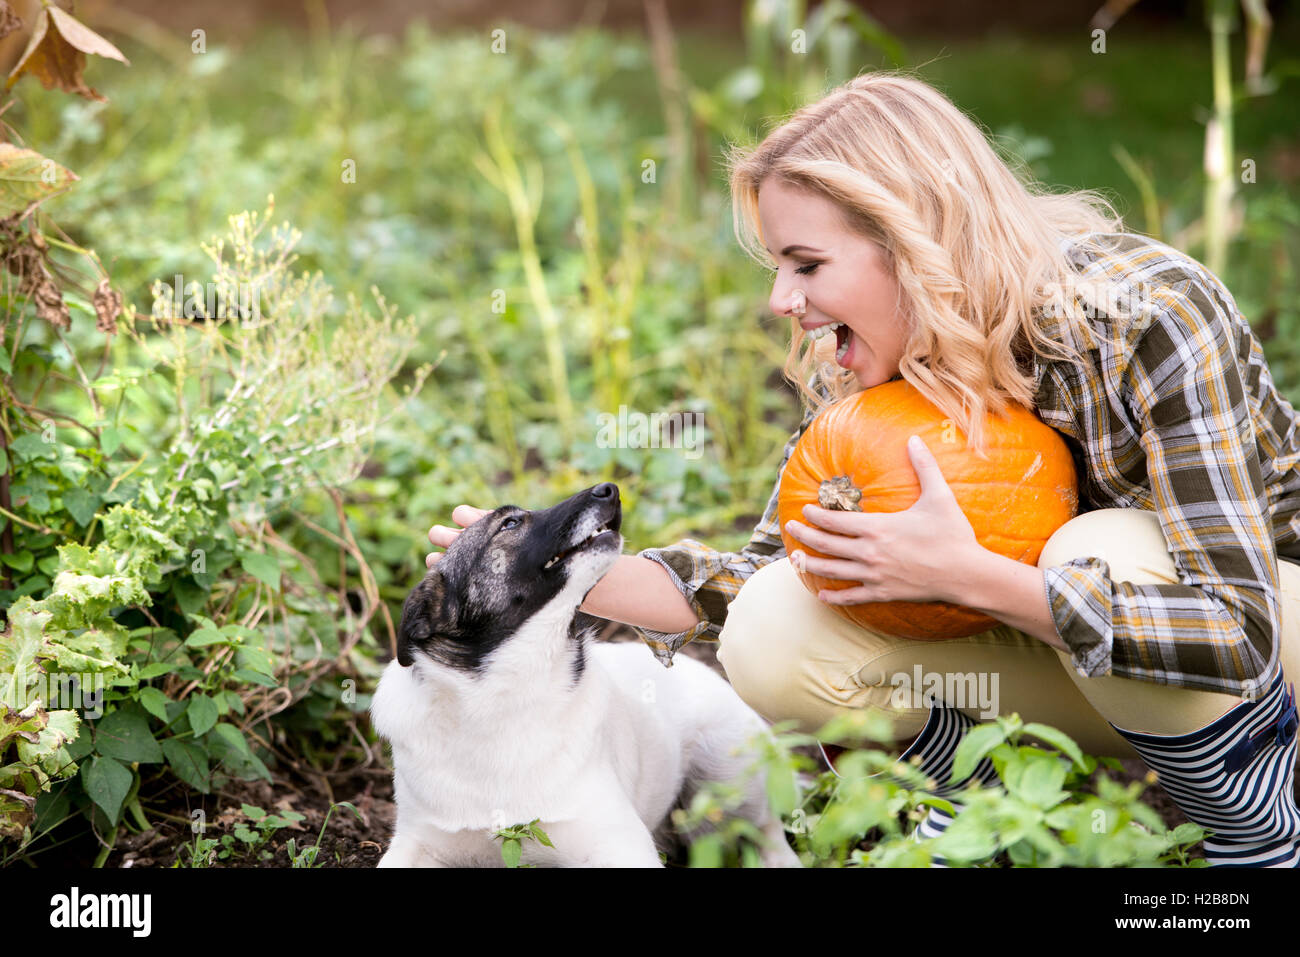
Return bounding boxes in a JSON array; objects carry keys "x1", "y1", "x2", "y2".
[{"x1": 16, "y1": 4, "x2": 1299, "y2": 561}]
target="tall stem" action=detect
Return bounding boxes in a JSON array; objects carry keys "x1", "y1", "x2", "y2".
[
  {"x1": 1203, "y1": 0, "x2": 1236, "y2": 276},
  {"x1": 482, "y1": 102, "x2": 575, "y2": 455}
]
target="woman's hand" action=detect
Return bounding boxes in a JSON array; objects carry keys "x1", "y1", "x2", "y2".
[
  {"x1": 426, "y1": 505, "x2": 493, "y2": 568},
  {"x1": 783, "y1": 435, "x2": 983, "y2": 604}
]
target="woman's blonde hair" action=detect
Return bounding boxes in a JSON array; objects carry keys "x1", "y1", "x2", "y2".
[{"x1": 726, "y1": 70, "x2": 1126, "y2": 453}]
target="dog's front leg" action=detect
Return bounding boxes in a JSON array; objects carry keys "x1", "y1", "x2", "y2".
[
  {"x1": 545, "y1": 809, "x2": 664, "y2": 868},
  {"x1": 377, "y1": 822, "x2": 466, "y2": 868},
  {"x1": 377, "y1": 833, "x2": 428, "y2": 868}
]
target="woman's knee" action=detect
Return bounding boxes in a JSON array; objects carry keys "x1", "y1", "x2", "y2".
[
  {"x1": 716, "y1": 559, "x2": 812, "y2": 718},
  {"x1": 717, "y1": 558, "x2": 941, "y2": 736},
  {"x1": 1038, "y1": 507, "x2": 1175, "y2": 586}
]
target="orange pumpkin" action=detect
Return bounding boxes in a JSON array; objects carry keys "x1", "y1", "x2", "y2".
[{"x1": 777, "y1": 379, "x2": 1078, "y2": 640}]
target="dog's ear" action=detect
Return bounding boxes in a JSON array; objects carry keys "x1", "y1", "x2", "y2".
[{"x1": 396, "y1": 569, "x2": 456, "y2": 667}]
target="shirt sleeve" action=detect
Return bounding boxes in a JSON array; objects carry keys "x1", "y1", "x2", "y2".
[
  {"x1": 1042, "y1": 279, "x2": 1282, "y2": 701},
  {"x1": 633, "y1": 383, "x2": 826, "y2": 668}
]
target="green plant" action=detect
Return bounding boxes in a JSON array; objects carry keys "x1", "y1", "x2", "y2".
[
  {"x1": 671, "y1": 779, "x2": 788, "y2": 868},
  {"x1": 1, "y1": 198, "x2": 427, "y2": 861},
  {"x1": 285, "y1": 800, "x2": 360, "y2": 868},
  {"x1": 229, "y1": 803, "x2": 307, "y2": 862},
  {"x1": 173, "y1": 831, "x2": 219, "y2": 868},
  {"x1": 492, "y1": 818, "x2": 554, "y2": 868},
  {"x1": 681, "y1": 708, "x2": 1207, "y2": 868},
  {"x1": 171, "y1": 802, "x2": 311, "y2": 866}
]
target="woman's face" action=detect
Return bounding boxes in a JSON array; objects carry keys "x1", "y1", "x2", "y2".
[{"x1": 757, "y1": 177, "x2": 909, "y2": 389}]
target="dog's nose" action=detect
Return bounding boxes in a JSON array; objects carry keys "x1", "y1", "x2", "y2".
[{"x1": 591, "y1": 482, "x2": 618, "y2": 500}]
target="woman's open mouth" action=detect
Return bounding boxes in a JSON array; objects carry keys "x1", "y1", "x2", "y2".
[
  {"x1": 806, "y1": 321, "x2": 853, "y2": 364},
  {"x1": 833, "y1": 324, "x2": 851, "y2": 363}
]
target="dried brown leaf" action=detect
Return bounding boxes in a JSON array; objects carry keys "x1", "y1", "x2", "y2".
[
  {"x1": 6, "y1": 5, "x2": 129, "y2": 102},
  {"x1": 0, "y1": 2, "x2": 22, "y2": 43},
  {"x1": 93, "y1": 276, "x2": 121, "y2": 333},
  {"x1": 2, "y1": 222, "x2": 70, "y2": 330}
]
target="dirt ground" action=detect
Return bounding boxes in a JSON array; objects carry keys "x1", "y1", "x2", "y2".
[{"x1": 102, "y1": 624, "x2": 1205, "y2": 869}]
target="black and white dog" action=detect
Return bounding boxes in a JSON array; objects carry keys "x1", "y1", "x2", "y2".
[{"x1": 370, "y1": 482, "x2": 800, "y2": 867}]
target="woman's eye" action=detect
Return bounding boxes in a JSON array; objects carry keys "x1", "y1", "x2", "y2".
[{"x1": 795, "y1": 262, "x2": 820, "y2": 276}]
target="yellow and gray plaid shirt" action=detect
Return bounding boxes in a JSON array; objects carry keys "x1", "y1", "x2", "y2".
[{"x1": 635, "y1": 232, "x2": 1300, "y2": 701}]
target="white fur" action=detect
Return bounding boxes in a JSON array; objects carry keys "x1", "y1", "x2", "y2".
[{"x1": 371, "y1": 546, "x2": 801, "y2": 867}]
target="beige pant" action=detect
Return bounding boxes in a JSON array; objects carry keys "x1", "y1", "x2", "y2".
[{"x1": 716, "y1": 508, "x2": 1300, "y2": 758}]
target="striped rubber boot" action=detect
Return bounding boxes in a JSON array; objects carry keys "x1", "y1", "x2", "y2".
[
  {"x1": 818, "y1": 704, "x2": 1000, "y2": 866},
  {"x1": 1108, "y1": 672, "x2": 1300, "y2": 868}
]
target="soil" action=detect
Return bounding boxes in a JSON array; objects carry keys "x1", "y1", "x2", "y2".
[
  {"x1": 100, "y1": 621, "x2": 1206, "y2": 869},
  {"x1": 107, "y1": 770, "x2": 394, "y2": 869}
]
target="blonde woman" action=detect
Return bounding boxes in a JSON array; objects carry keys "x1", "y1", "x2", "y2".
[{"x1": 428, "y1": 72, "x2": 1300, "y2": 867}]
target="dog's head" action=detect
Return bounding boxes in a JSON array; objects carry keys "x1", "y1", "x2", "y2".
[{"x1": 396, "y1": 482, "x2": 623, "y2": 671}]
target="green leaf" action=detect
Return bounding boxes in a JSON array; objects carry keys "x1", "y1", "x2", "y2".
[
  {"x1": 184, "y1": 627, "x2": 227, "y2": 648},
  {"x1": 501, "y1": 837, "x2": 521, "y2": 868},
  {"x1": 137, "y1": 661, "x2": 180, "y2": 680},
  {"x1": 1021, "y1": 723, "x2": 1088, "y2": 770},
  {"x1": 211, "y1": 722, "x2": 254, "y2": 760},
  {"x1": 186, "y1": 694, "x2": 218, "y2": 736},
  {"x1": 62, "y1": 488, "x2": 99, "y2": 527},
  {"x1": 100, "y1": 427, "x2": 124, "y2": 456},
  {"x1": 931, "y1": 809, "x2": 1000, "y2": 863},
  {"x1": 137, "y1": 687, "x2": 170, "y2": 723},
  {"x1": 231, "y1": 668, "x2": 278, "y2": 688},
  {"x1": 170, "y1": 576, "x2": 208, "y2": 616},
  {"x1": 66, "y1": 724, "x2": 94, "y2": 760},
  {"x1": 93, "y1": 706, "x2": 163, "y2": 763},
  {"x1": 0, "y1": 144, "x2": 78, "y2": 217},
  {"x1": 82, "y1": 754, "x2": 132, "y2": 825},
  {"x1": 233, "y1": 640, "x2": 275, "y2": 677},
  {"x1": 207, "y1": 722, "x2": 273, "y2": 783},
  {"x1": 1009, "y1": 755, "x2": 1069, "y2": 810},
  {"x1": 240, "y1": 551, "x2": 281, "y2": 591},
  {"x1": 764, "y1": 762, "x2": 798, "y2": 817},
  {"x1": 688, "y1": 834, "x2": 724, "y2": 868},
  {"x1": 10, "y1": 432, "x2": 55, "y2": 460},
  {"x1": 0, "y1": 550, "x2": 33, "y2": 573},
  {"x1": 161, "y1": 737, "x2": 210, "y2": 793},
  {"x1": 529, "y1": 823, "x2": 554, "y2": 848},
  {"x1": 949, "y1": 723, "x2": 1008, "y2": 785}
]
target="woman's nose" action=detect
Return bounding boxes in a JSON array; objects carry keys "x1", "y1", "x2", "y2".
[{"x1": 770, "y1": 284, "x2": 806, "y2": 319}]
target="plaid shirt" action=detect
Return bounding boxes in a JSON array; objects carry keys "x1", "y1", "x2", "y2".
[{"x1": 635, "y1": 232, "x2": 1300, "y2": 701}]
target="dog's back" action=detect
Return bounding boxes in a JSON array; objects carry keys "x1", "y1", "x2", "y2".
[{"x1": 591, "y1": 642, "x2": 772, "y2": 790}]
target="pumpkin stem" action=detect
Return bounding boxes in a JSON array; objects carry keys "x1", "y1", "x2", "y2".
[{"x1": 818, "y1": 475, "x2": 864, "y2": 511}]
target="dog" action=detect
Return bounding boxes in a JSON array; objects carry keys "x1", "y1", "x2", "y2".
[{"x1": 370, "y1": 481, "x2": 801, "y2": 867}]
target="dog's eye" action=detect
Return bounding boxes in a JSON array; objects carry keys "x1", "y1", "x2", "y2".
[{"x1": 500, "y1": 516, "x2": 521, "y2": 531}]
